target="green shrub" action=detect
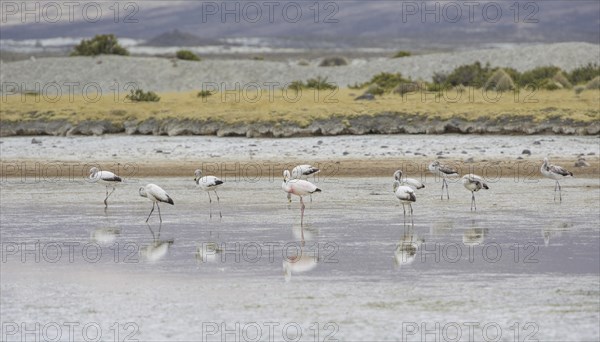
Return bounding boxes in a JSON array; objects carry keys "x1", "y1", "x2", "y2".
[
  {"x1": 287, "y1": 80, "x2": 305, "y2": 92},
  {"x1": 444, "y1": 62, "x2": 494, "y2": 87},
  {"x1": 355, "y1": 72, "x2": 411, "y2": 93},
  {"x1": 297, "y1": 59, "x2": 310, "y2": 66},
  {"x1": 586, "y1": 76, "x2": 600, "y2": 90},
  {"x1": 197, "y1": 90, "x2": 213, "y2": 98},
  {"x1": 305, "y1": 76, "x2": 337, "y2": 90},
  {"x1": 318, "y1": 56, "x2": 348, "y2": 67},
  {"x1": 126, "y1": 89, "x2": 160, "y2": 102},
  {"x1": 431, "y1": 71, "x2": 448, "y2": 85},
  {"x1": 484, "y1": 69, "x2": 515, "y2": 92},
  {"x1": 518, "y1": 66, "x2": 561, "y2": 88},
  {"x1": 392, "y1": 51, "x2": 411, "y2": 58},
  {"x1": 287, "y1": 77, "x2": 337, "y2": 91},
  {"x1": 252, "y1": 56, "x2": 264, "y2": 61},
  {"x1": 540, "y1": 79, "x2": 561, "y2": 90},
  {"x1": 574, "y1": 86, "x2": 585, "y2": 95},
  {"x1": 569, "y1": 63, "x2": 600, "y2": 84},
  {"x1": 176, "y1": 50, "x2": 200, "y2": 61},
  {"x1": 70, "y1": 34, "x2": 129, "y2": 56}
]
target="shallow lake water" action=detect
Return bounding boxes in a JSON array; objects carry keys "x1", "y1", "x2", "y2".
[{"x1": 1, "y1": 175, "x2": 599, "y2": 341}]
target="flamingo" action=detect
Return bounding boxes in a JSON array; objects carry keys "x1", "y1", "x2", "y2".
[
  {"x1": 428, "y1": 161, "x2": 458, "y2": 200},
  {"x1": 88, "y1": 167, "x2": 122, "y2": 208},
  {"x1": 194, "y1": 169, "x2": 224, "y2": 218},
  {"x1": 287, "y1": 164, "x2": 320, "y2": 202},
  {"x1": 139, "y1": 184, "x2": 174, "y2": 222},
  {"x1": 393, "y1": 180, "x2": 416, "y2": 220},
  {"x1": 393, "y1": 169, "x2": 425, "y2": 190},
  {"x1": 461, "y1": 174, "x2": 489, "y2": 211},
  {"x1": 282, "y1": 170, "x2": 321, "y2": 229},
  {"x1": 541, "y1": 157, "x2": 573, "y2": 202}
]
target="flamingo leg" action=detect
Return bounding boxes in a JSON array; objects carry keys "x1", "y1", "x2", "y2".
[
  {"x1": 557, "y1": 181, "x2": 562, "y2": 203},
  {"x1": 553, "y1": 181, "x2": 558, "y2": 201},
  {"x1": 104, "y1": 186, "x2": 116, "y2": 208},
  {"x1": 409, "y1": 203, "x2": 413, "y2": 216},
  {"x1": 440, "y1": 180, "x2": 445, "y2": 200},
  {"x1": 157, "y1": 202, "x2": 162, "y2": 222},
  {"x1": 300, "y1": 196, "x2": 305, "y2": 226},
  {"x1": 215, "y1": 190, "x2": 222, "y2": 218},
  {"x1": 146, "y1": 202, "x2": 155, "y2": 222},
  {"x1": 207, "y1": 192, "x2": 213, "y2": 219},
  {"x1": 444, "y1": 179, "x2": 450, "y2": 200},
  {"x1": 471, "y1": 192, "x2": 476, "y2": 211}
]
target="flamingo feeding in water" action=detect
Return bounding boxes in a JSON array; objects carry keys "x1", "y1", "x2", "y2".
[
  {"x1": 89, "y1": 167, "x2": 122, "y2": 208},
  {"x1": 139, "y1": 184, "x2": 174, "y2": 222}
]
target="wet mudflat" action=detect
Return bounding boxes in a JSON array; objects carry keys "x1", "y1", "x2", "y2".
[{"x1": 1, "y1": 175, "x2": 598, "y2": 341}]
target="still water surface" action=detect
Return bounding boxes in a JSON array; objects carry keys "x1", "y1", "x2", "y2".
[{"x1": 1, "y1": 177, "x2": 599, "y2": 341}]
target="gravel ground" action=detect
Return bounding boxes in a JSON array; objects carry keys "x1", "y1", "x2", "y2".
[{"x1": 1, "y1": 42, "x2": 598, "y2": 93}]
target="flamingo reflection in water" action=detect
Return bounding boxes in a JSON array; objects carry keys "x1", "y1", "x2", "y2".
[
  {"x1": 394, "y1": 220, "x2": 424, "y2": 268},
  {"x1": 283, "y1": 243, "x2": 318, "y2": 282},
  {"x1": 140, "y1": 222, "x2": 174, "y2": 262}
]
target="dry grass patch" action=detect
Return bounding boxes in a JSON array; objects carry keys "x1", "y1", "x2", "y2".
[{"x1": 1, "y1": 89, "x2": 598, "y2": 124}]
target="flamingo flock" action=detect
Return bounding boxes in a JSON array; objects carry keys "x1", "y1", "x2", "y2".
[{"x1": 88, "y1": 157, "x2": 574, "y2": 224}]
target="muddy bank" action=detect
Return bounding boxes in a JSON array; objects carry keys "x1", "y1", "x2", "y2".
[
  {"x1": 2, "y1": 113, "x2": 599, "y2": 137},
  {"x1": 2, "y1": 158, "x2": 598, "y2": 179}
]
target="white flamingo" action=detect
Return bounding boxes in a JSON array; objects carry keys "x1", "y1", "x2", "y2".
[
  {"x1": 428, "y1": 161, "x2": 458, "y2": 200},
  {"x1": 89, "y1": 167, "x2": 122, "y2": 208},
  {"x1": 139, "y1": 184, "x2": 174, "y2": 222},
  {"x1": 393, "y1": 169, "x2": 425, "y2": 190},
  {"x1": 461, "y1": 174, "x2": 489, "y2": 211},
  {"x1": 393, "y1": 180, "x2": 416, "y2": 219},
  {"x1": 194, "y1": 169, "x2": 224, "y2": 218},
  {"x1": 282, "y1": 170, "x2": 321, "y2": 230},
  {"x1": 541, "y1": 157, "x2": 573, "y2": 202},
  {"x1": 287, "y1": 164, "x2": 320, "y2": 202}
]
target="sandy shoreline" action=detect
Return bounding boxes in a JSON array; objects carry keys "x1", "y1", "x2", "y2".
[
  {"x1": 2, "y1": 157, "x2": 598, "y2": 179},
  {"x1": 2, "y1": 135, "x2": 598, "y2": 178}
]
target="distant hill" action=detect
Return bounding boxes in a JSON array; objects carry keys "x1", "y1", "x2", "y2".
[
  {"x1": 144, "y1": 29, "x2": 222, "y2": 47},
  {"x1": 1, "y1": 1, "x2": 598, "y2": 49}
]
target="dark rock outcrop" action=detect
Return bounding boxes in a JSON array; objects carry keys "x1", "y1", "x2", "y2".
[{"x1": 2, "y1": 113, "x2": 598, "y2": 137}]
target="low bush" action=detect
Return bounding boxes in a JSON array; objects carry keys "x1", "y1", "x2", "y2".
[
  {"x1": 392, "y1": 51, "x2": 411, "y2": 58},
  {"x1": 176, "y1": 50, "x2": 200, "y2": 61},
  {"x1": 569, "y1": 63, "x2": 600, "y2": 84},
  {"x1": 287, "y1": 77, "x2": 337, "y2": 91},
  {"x1": 354, "y1": 72, "x2": 411, "y2": 93},
  {"x1": 126, "y1": 89, "x2": 160, "y2": 102},
  {"x1": 197, "y1": 90, "x2": 213, "y2": 98},
  {"x1": 318, "y1": 56, "x2": 348, "y2": 67},
  {"x1": 444, "y1": 62, "x2": 494, "y2": 87},
  {"x1": 484, "y1": 69, "x2": 515, "y2": 92},
  {"x1": 71, "y1": 34, "x2": 129, "y2": 56},
  {"x1": 585, "y1": 76, "x2": 600, "y2": 90}
]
